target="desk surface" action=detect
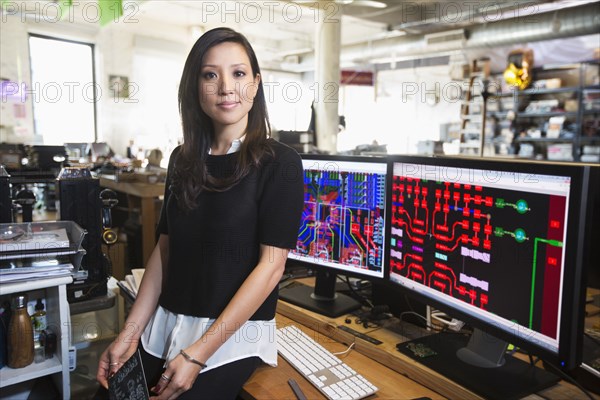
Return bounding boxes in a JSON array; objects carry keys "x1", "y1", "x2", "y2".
[
  {"x1": 98, "y1": 175, "x2": 164, "y2": 198},
  {"x1": 240, "y1": 286, "x2": 595, "y2": 400},
  {"x1": 240, "y1": 313, "x2": 443, "y2": 400}
]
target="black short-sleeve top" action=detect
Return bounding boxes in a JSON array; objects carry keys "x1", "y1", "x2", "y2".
[{"x1": 156, "y1": 139, "x2": 304, "y2": 320}]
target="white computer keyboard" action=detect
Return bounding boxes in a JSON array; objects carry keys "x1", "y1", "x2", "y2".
[{"x1": 277, "y1": 325, "x2": 378, "y2": 400}]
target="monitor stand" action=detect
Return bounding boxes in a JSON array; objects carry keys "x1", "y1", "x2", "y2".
[
  {"x1": 396, "y1": 329, "x2": 560, "y2": 400},
  {"x1": 456, "y1": 328, "x2": 509, "y2": 368},
  {"x1": 278, "y1": 270, "x2": 362, "y2": 318}
]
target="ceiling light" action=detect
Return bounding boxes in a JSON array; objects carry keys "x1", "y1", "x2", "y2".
[
  {"x1": 296, "y1": 0, "x2": 388, "y2": 9},
  {"x1": 337, "y1": 0, "x2": 388, "y2": 9}
]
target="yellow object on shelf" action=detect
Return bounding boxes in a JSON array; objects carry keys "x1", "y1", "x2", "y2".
[
  {"x1": 503, "y1": 63, "x2": 532, "y2": 90},
  {"x1": 504, "y1": 48, "x2": 534, "y2": 90}
]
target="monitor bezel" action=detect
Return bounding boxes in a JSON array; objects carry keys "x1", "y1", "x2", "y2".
[
  {"x1": 287, "y1": 153, "x2": 390, "y2": 283},
  {"x1": 384, "y1": 154, "x2": 592, "y2": 370}
]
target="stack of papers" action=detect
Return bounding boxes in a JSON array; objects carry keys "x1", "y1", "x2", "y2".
[{"x1": 0, "y1": 256, "x2": 74, "y2": 283}]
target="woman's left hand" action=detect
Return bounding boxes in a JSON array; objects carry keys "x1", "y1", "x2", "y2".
[{"x1": 150, "y1": 352, "x2": 203, "y2": 399}]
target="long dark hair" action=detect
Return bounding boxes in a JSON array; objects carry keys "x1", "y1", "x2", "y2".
[{"x1": 175, "y1": 27, "x2": 272, "y2": 211}]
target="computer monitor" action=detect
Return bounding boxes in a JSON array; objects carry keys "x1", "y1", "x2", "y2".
[
  {"x1": 30, "y1": 145, "x2": 67, "y2": 170},
  {"x1": 64, "y1": 142, "x2": 90, "y2": 163},
  {"x1": 386, "y1": 155, "x2": 596, "y2": 399},
  {"x1": 584, "y1": 171, "x2": 600, "y2": 289},
  {"x1": 86, "y1": 142, "x2": 114, "y2": 163},
  {"x1": 280, "y1": 154, "x2": 388, "y2": 317}
]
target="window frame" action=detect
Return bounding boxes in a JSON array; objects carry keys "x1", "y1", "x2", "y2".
[{"x1": 28, "y1": 33, "x2": 98, "y2": 143}]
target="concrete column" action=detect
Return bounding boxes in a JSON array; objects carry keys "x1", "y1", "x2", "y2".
[{"x1": 314, "y1": 2, "x2": 341, "y2": 154}]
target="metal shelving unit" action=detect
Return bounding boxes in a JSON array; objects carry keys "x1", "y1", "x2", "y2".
[{"x1": 487, "y1": 61, "x2": 600, "y2": 161}]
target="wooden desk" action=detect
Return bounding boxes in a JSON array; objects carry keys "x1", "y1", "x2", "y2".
[
  {"x1": 98, "y1": 176, "x2": 164, "y2": 266},
  {"x1": 240, "y1": 294, "x2": 594, "y2": 400},
  {"x1": 240, "y1": 313, "x2": 443, "y2": 400}
]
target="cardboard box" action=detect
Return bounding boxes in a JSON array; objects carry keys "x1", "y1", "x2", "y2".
[
  {"x1": 564, "y1": 99, "x2": 578, "y2": 113},
  {"x1": 547, "y1": 143, "x2": 573, "y2": 161},
  {"x1": 534, "y1": 78, "x2": 561, "y2": 89}
]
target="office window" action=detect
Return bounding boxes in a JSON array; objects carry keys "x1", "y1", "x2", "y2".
[
  {"x1": 130, "y1": 51, "x2": 183, "y2": 163},
  {"x1": 29, "y1": 35, "x2": 96, "y2": 144},
  {"x1": 263, "y1": 70, "x2": 312, "y2": 132},
  {"x1": 338, "y1": 85, "x2": 379, "y2": 152}
]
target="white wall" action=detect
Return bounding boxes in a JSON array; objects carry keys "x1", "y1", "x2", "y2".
[
  {"x1": 335, "y1": 66, "x2": 462, "y2": 155},
  {"x1": 0, "y1": 11, "x2": 192, "y2": 156},
  {"x1": 376, "y1": 65, "x2": 462, "y2": 154},
  {"x1": 0, "y1": 10, "x2": 311, "y2": 157},
  {"x1": 0, "y1": 16, "x2": 35, "y2": 143}
]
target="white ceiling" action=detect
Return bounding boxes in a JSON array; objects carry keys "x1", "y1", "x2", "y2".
[
  {"x1": 135, "y1": 0, "x2": 390, "y2": 59},
  {"x1": 9, "y1": 0, "x2": 599, "y2": 73},
  {"x1": 129, "y1": 0, "x2": 600, "y2": 69}
]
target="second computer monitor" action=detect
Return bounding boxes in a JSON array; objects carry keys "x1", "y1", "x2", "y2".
[
  {"x1": 288, "y1": 155, "x2": 388, "y2": 278},
  {"x1": 281, "y1": 155, "x2": 388, "y2": 317},
  {"x1": 386, "y1": 155, "x2": 593, "y2": 373}
]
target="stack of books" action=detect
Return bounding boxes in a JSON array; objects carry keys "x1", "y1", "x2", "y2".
[{"x1": 117, "y1": 268, "x2": 145, "y2": 300}]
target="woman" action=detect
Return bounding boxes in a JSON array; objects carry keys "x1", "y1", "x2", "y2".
[{"x1": 97, "y1": 27, "x2": 304, "y2": 399}]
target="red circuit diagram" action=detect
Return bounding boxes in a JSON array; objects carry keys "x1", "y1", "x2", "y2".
[{"x1": 390, "y1": 175, "x2": 494, "y2": 309}]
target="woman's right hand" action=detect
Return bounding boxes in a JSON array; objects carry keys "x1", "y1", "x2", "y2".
[{"x1": 96, "y1": 333, "x2": 140, "y2": 389}]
